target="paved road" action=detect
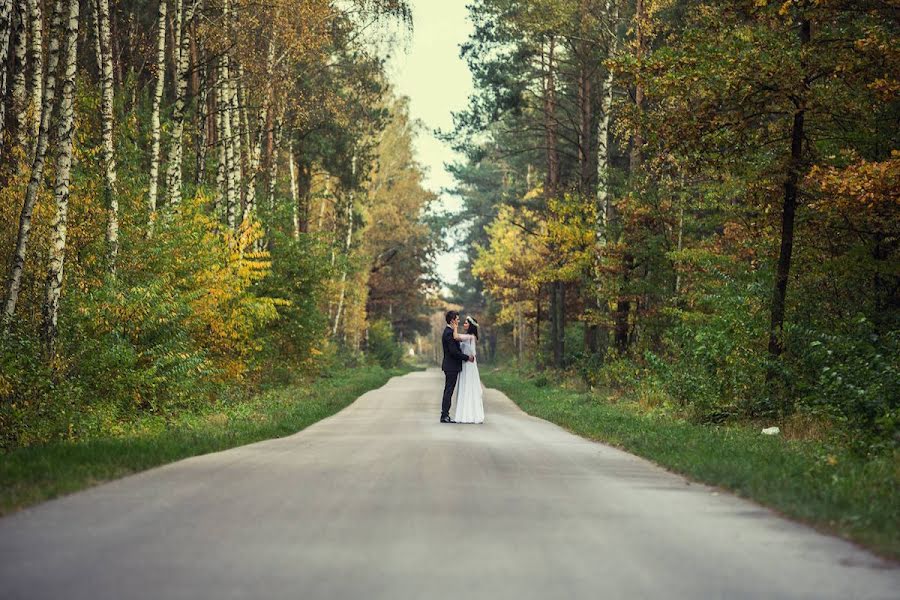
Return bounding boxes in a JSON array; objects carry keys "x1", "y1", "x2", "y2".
[{"x1": 1, "y1": 369, "x2": 897, "y2": 599}]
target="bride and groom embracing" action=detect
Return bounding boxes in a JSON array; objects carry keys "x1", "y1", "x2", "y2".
[{"x1": 439, "y1": 310, "x2": 484, "y2": 424}]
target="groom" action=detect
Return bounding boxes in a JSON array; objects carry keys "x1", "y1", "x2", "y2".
[{"x1": 440, "y1": 310, "x2": 474, "y2": 423}]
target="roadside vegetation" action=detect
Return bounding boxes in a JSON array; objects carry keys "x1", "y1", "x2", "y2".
[
  {"x1": 1, "y1": 363, "x2": 412, "y2": 516},
  {"x1": 482, "y1": 367, "x2": 900, "y2": 561}
]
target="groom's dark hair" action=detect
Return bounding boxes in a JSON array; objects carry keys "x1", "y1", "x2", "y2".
[{"x1": 445, "y1": 310, "x2": 459, "y2": 325}]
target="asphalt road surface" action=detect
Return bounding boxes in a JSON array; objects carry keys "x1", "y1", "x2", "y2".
[{"x1": 1, "y1": 369, "x2": 897, "y2": 599}]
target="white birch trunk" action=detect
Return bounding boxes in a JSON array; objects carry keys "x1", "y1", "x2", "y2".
[
  {"x1": 11, "y1": 0, "x2": 27, "y2": 150},
  {"x1": 221, "y1": 56, "x2": 237, "y2": 229},
  {"x1": 3, "y1": 0, "x2": 61, "y2": 323},
  {"x1": 595, "y1": 0, "x2": 618, "y2": 248},
  {"x1": 318, "y1": 177, "x2": 328, "y2": 232},
  {"x1": 0, "y1": 0, "x2": 12, "y2": 148},
  {"x1": 242, "y1": 38, "x2": 274, "y2": 221},
  {"x1": 41, "y1": 0, "x2": 79, "y2": 355},
  {"x1": 165, "y1": 0, "x2": 196, "y2": 206},
  {"x1": 195, "y1": 36, "x2": 208, "y2": 185},
  {"x1": 331, "y1": 193, "x2": 354, "y2": 337},
  {"x1": 237, "y1": 65, "x2": 255, "y2": 217},
  {"x1": 91, "y1": 0, "x2": 101, "y2": 73},
  {"x1": 266, "y1": 112, "x2": 281, "y2": 212},
  {"x1": 213, "y1": 65, "x2": 225, "y2": 219},
  {"x1": 26, "y1": 0, "x2": 40, "y2": 143},
  {"x1": 228, "y1": 60, "x2": 242, "y2": 220},
  {"x1": 675, "y1": 200, "x2": 684, "y2": 294},
  {"x1": 96, "y1": 0, "x2": 118, "y2": 272},
  {"x1": 147, "y1": 0, "x2": 167, "y2": 228},
  {"x1": 262, "y1": 111, "x2": 281, "y2": 249},
  {"x1": 289, "y1": 143, "x2": 299, "y2": 240}
]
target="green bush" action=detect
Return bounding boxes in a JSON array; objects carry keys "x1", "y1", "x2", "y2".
[
  {"x1": 653, "y1": 268, "x2": 771, "y2": 422},
  {"x1": 367, "y1": 319, "x2": 403, "y2": 369},
  {"x1": 788, "y1": 317, "x2": 899, "y2": 453}
]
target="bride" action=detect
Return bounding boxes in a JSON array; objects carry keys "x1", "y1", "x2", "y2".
[{"x1": 453, "y1": 316, "x2": 484, "y2": 424}]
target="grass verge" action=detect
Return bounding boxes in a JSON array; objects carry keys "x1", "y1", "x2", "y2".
[
  {"x1": 482, "y1": 367, "x2": 899, "y2": 561},
  {"x1": 0, "y1": 364, "x2": 411, "y2": 516}
]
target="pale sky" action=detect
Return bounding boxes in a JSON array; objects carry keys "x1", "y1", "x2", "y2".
[{"x1": 386, "y1": 0, "x2": 475, "y2": 290}]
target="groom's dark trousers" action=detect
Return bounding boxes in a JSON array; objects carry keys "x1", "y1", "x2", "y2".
[{"x1": 440, "y1": 326, "x2": 469, "y2": 419}]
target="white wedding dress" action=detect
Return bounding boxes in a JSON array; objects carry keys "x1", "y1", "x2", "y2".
[{"x1": 453, "y1": 335, "x2": 484, "y2": 424}]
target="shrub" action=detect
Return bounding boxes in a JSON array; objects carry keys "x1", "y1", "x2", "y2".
[
  {"x1": 788, "y1": 317, "x2": 899, "y2": 453},
  {"x1": 367, "y1": 319, "x2": 403, "y2": 369}
]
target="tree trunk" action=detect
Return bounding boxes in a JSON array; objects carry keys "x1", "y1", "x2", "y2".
[
  {"x1": 629, "y1": 0, "x2": 644, "y2": 172},
  {"x1": 164, "y1": 0, "x2": 196, "y2": 206},
  {"x1": 214, "y1": 65, "x2": 225, "y2": 219},
  {"x1": 766, "y1": 19, "x2": 810, "y2": 386},
  {"x1": 221, "y1": 56, "x2": 237, "y2": 229},
  {"x1": 595, "y1": 0, "x2": 617, "y2": 246},
  {"x1": 543, "y1": 35, "x2": 559, "y2": 201},
  {"x1": 589, "y1": 0, "x2": 619, "y2": 355},
  {"x1": 96, "y1": 0, "x2": 118, "y2": 273},
  {"x1": 41, "y1": 0, "x2": 79, "y2": 357},
  {"x1": 289, "y1": 141, "x2": 300, "y2": 240},
  {"x1": 263, "y1": 111, "x2": 281, "y2": 250},
  {"x1": 229, "y1": 61, "x2": 242, "y2": 219},
  {"x1": 26, "y1": 0, "x2": 40, "y2": 145},
  {"x1": 245, "y1": 38, "x2": 274, "y2": 221},
  {"x1": 147, "y1": 0, "x2": 166, "y2": 228},
  {"x1": 614, "y1": 257, "x2": 631, "y2": 352},
  {"x1": 614, "y1": 0, "x2": 642, "y2": 354},
  {"x1": 576, "y1": 0, "x2": 592, "y2": 195},
  {"x1": 551, "y1": 281, "x2": 565, "y2": 366},
  {"x1": 542, "y1": 35, "x2": 564, "y2": 367},
  {"x1": 3, "y1": 0, "x2": 61, "y2": 324},
  {"x1": 0, "y1": 0, "x2": 14, "y2": 160},
  {"x1": 90, "y1": 0, "x2": 101, "y2": 73},
  {"x1": 674, "y1": 199, "x2": 683, "y2": 294},
  {"x1": 10, "y1": 0, "x2": 27, "y2": 151},
  {"x1": 237, "y1": 65, "x2": 251, "y2": 216},
  {"x1": 193, "y1": 21, "x2": 208, "y2": 186},
  {"x1": 332, "y1": 192, "x2": 354, "y2": 337}
]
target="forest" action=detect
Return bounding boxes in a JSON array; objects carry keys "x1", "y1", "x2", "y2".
[
  {"x1": 446, "y1": 0, "x2": 898, "y2": 454},
  {"x1": 1, "y1": 0, "x2": 897, "y2": 459},
  {"x1": 0, "y1": 0, "x2": 439, "y2": 449}
]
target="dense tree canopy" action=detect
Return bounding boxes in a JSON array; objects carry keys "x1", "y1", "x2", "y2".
[
  {"x1": 0, "y1": 0, "x2": 438, "y2": 448},
  {"x1": 448, "y1": 0, "x2": 898, "y2": 451}
]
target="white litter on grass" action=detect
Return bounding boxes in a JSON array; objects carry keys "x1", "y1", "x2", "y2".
[{"x1": 761, "y1": 426, "x2": 780, "y2": 435}]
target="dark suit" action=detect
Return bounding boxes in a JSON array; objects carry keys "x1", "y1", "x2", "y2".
[{"x1": 441, "y1": 326, "x2": 469, "y2": 419}]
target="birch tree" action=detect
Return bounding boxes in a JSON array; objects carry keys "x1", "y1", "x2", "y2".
[
  {"x1": 147, "y1": 0, "x2": 167, "y2": 225},
  {"x1": 220, "y1": 58, "x2": 237, "y2": 229},
  {"x1": 96, "y1": 0, "x2": 118, "y2": 271},
  {"x1": 41, "y1": 0, "x2": 79, "y2": 355},
  {"x1": 332, "y1": 191, "x2": 355, "y2": 336},
  {"x1": 26, "y1": 0, "x2": 41, "y2": 144},
  {"x1": 289, "y1": 140, "x2": 300, "y2": 240},
  {"x1": 3, "y1": 0, "x2": 61, "y2": 323},
  {"x1": 165, "y1": 0, "x2": 198, "y2": 206},
  {"x1": 10, "y1": 0, "x2": 27, "y2": 150},
  {"x1": 595, "y1": 0, "x2": 618, "y2": 248},
  {"x1": 0, "y1": 0, "x2": 12, "y2": 150}
]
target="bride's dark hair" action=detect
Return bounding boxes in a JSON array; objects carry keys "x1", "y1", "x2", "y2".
[{"x1": 465, "y1": 316, "x2": 479, "y2": 340}]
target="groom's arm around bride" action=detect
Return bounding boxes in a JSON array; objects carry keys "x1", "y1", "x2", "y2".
[{"x1": 440, "y1": 311, "x2": 473, "y2": 423}]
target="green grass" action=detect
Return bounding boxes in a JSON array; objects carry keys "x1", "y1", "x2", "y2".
[
  {"x1": 0, "y1": 364, "x2": 411, "y2": 516},
  {"x1": 483, "y1": 367, "x2": 900, "y2": 560}
]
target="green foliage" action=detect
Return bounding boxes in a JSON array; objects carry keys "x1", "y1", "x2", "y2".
[
  {"x1": 450, "y1": 0, "x2": 898, "y2": 459},
  {"x1": 367, "y1": 319, "x2": 403, "y2": 369},
  {"x1": 258, "y1": 231, "x2": 333, "y2": 369},
  {"x1": 788, "y1": 319, "x2": 900, "y2": 454},
  {"x1": 1, "y1": 364, "x2": 410, "y2": 516},
  {"x1": 655, "y1": 273, "x2": 771, "y2": 422}
]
